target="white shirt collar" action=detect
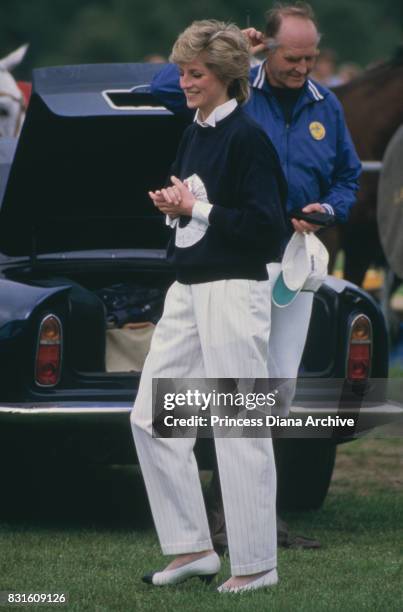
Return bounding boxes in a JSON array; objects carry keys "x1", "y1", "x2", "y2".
[{"x1": 194, "y1": 98, "x2": 237, "y2": 128}]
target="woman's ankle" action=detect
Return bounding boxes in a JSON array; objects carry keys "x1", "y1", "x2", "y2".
[{"x1": 165, "y1": 549, "x2": 215, "y2": 570}]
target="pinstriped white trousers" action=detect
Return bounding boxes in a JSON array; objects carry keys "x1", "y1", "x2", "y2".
[
  {"x1": 267, "y1": 263, "x2": 315, "y2": 416},
  {"x1": 131, "y1": 279, "x2": 277, "y2": 576}
]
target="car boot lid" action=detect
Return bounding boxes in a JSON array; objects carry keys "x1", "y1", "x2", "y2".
[{"x1": 0, "y1": 63, "x2": 185, "y2": 258}]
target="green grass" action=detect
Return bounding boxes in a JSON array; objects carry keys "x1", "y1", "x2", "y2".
[
  {"x1": 388, "y1": 366, "x2": 403, "y2": 407},
  {"x1": 0, "y1": 436, "x2": 402, "y2": 612},
  {"x1": 0, "y1": 512, "x2": 402, "y2": 612}
]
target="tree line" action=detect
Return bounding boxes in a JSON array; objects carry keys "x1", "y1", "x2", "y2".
[{"x1": 1, "y1": 0, "x2": 402, "y2": 79}]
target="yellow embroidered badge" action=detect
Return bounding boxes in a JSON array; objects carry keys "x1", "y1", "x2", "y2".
[{"x1": 309, "y1": 121, "x2": 326, "y2": 140}]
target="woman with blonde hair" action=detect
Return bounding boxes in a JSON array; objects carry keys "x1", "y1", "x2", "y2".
[{"x1": 131, "y1": 19, "x2": 287, "y2": 593}]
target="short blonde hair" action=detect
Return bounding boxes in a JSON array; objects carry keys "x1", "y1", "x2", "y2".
[{"x1": 170, "y1": 20, "x2": 250, "y2": 104}]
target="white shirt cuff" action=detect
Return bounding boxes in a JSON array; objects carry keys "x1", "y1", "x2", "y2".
[
  {"x1": 321, "y1": 203, "x2": 335, "y2": 215},
  {"x1": 192, "y1": 200, "x2": 213, "y2": 224},
  {"x1": 165, "y1": 215, "x2": 179, "y2": 228}
]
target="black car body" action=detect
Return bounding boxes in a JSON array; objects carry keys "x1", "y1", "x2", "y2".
[{"x1": 0, "y1": 64, "x2": 401, "y2": 511}]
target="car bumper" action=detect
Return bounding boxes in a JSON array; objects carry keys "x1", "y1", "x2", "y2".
[
  {"x1": 1, "y1": 400, "x2": 402, "y2": 437},
  {"x1": 0, "y1": 402, "x2": 132, "y2": 422},
  {"x1": 289, "y1": 401, "x2": 403, "y2": 439}
]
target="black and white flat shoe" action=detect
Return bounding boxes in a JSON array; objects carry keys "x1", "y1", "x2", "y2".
[
  {"x1": 142, "y1": 552, "x2": 221, "y2": 586},
  {"x1": 217, "y1": 568, "x2": 278, "y2": 593}
]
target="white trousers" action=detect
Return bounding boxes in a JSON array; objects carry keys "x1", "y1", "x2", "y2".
[
  {"x1": 131, "y1": 279, "x2": 277, "y2": 575},
  {"x1": 267, "y1": 263, "x2": 314, "y2": 416}
]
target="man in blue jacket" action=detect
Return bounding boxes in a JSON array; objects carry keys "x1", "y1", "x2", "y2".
[{"x1": 150, "y1": 2, "x2": 361, "y2": 549}]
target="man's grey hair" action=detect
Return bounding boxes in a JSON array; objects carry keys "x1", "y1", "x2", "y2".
[{"x1": 264, "y1": 1, "x2": 322, "y2": 49}]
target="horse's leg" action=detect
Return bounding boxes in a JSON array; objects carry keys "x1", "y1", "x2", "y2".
[
  {"x1": 381, "y1": 267, "x2": 402, "y2": 344},
  {"x1": 343, "y1": 223, "x2": 379, "y2": 287},
  {"x1": 344, "y1": 247, "x2": 369, "y2": 287}
]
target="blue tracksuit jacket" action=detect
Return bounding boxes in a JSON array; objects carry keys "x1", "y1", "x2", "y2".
[{"x1": 151, "y1": 62, "x2": 361, "y2": 223}]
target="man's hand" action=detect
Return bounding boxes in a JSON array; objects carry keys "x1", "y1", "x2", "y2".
[
  {"x1": 291, "y1": 203, "x2": 328, "y2": 233},
  {"x1": 242, "y1": 28, "x2": 267, "y2": 55}
]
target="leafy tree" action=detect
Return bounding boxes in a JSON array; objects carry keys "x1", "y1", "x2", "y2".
[{"x1": 0, "y1": 0, "x2": 401, "y2": 79}]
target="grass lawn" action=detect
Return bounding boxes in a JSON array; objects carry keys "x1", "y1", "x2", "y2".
[{"x1": 0, "y1": 427, "x2": 402, "y2": 612}]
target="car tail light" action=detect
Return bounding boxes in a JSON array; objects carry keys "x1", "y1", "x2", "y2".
[
  {"x1": 35, "y1": 314, "x2": 62, "y2": 386},
  {"x1": 347, "y1": 314, "x2": 372, "y2": 382}
]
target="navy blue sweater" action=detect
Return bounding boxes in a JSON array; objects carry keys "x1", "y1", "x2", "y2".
[{"x1": 168, "y1": 106, "x2": 287, "y2": 284}]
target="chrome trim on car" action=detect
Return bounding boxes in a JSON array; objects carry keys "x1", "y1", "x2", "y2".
[
  {"x1": 0, "y1": 404, "x2": 131, "y2": 415},
  {"x1": 1, "y1": 401, "x2": 401, "y2": 418},
  {"x1": 102, "y1": 85, "x2": 168, "y2": 111},
  {"x1": 291, "y1": 402, "x2": 403, "y2": 416}
]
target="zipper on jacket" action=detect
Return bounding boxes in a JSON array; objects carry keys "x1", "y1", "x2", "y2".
[{"x1": 284, "y1": 96, "x2": 314, "y2": 191}]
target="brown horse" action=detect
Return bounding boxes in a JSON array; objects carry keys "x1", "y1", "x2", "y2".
[{"x1": 320, "y1": 46, "x2": 403, "y2": 286}]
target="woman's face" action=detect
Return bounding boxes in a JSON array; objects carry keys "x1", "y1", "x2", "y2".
[{"x1": 178, "y1": 57, "x2": 229, "y2": 119}]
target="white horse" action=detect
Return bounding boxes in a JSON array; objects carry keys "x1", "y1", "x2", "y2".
[{"x1": 0, "y1": 44, "x2": 28, "y2": 138}]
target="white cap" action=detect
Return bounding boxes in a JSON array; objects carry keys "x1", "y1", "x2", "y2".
[{"x1": 272, "y1": 232, "x2": 329, "y2": 307}]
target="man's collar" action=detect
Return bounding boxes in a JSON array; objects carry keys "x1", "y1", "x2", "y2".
[
  {"x1": 250, "y1": 60, "x2": 324, "y2": 101},
  {"x1": 194, "y1": 98, "x2": 237, "y2": 127}
]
